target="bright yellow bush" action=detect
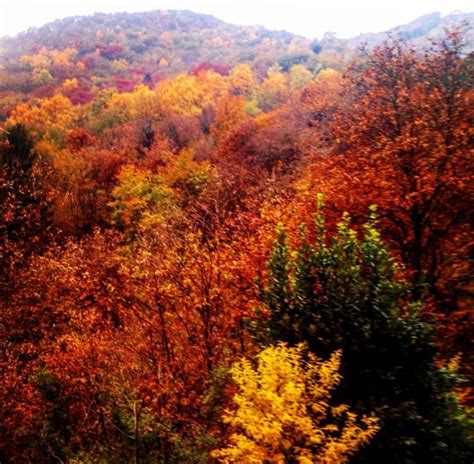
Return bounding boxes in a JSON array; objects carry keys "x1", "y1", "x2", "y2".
[
  {"x1": 157, "y1": 74, "x2": 207, "y2": 117},
  {"x1": 229, "y1": 63, "x2": 258, "y2": 99},
  {"x1": 213, "y1": 343, "x2": 379, "y2": 464},
  {"x1": 7, "y1": 94, "x2": 76, "y2": 140}
]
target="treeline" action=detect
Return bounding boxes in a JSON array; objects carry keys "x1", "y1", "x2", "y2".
[
  {"x1": 0, "y1": 10, "x2": 320, "y2": 115},
  {"x1": 0, "y1": 27, "x2": 473, "y2": 463}
]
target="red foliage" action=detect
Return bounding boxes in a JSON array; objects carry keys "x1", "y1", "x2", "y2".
[
  {"x1": 63, "y1": 83, "x2": 94, "y2": 104},
  {"x1": 30, "y1": 83, "x2": 56, "y2": 99},
  {"x1": 298, "y1": 32, "x2": 474, "y2": 355},
  {"x1": 66, "y1": 128, "x2": 96, "y2": 151},
  {"x1": 114, "y1": 76, "x2": 140, "y2": 93},
  {"x1": 191, "y1": 61, "x2": 230, "y2": 76},
  {"x1": 81, "y1": 56, "x2": 96, "y2": 70},
  {"x1": 99, "y1": 43, "x2": 124, "y2": 61},
  {"x1": 1, "y1": 25, "x2": 472, "y2": 462}
]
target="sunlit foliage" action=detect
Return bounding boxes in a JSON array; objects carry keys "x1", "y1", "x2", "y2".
[
  {"x1": 0, "y1": 13, "x2": 472, "y2": 463},
  {"x1": 213, "y1": 343, "x2": 379, "y2": 463}
]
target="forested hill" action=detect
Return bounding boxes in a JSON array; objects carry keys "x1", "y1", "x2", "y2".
[
  {"x1": 0, "y1": 9, "x2": 472, "y2": 109},
  {"x1": 0, "y1": 10, "x2": 315, "y2": 94},
  {"x1": 1, "y1": 6, "x2": 473, "y2": 464},
  {"x1": 346, "y1": 11, "x2": 474, "y2": 50}
]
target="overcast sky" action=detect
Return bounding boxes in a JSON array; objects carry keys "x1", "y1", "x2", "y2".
[{"x1": 0, "y1": 0, "x2": 472, "y2": 39}]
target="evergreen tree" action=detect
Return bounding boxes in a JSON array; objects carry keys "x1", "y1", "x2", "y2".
[
  {"x1": 0, "y1": 124, "x2": 51, "y2": 292},
  {"x1": 260, "y1": 202, "x2": 473, "y2": 463}
]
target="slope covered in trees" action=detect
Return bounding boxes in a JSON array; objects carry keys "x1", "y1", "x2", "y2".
[
  {"x1": 0, "y1": 10, "x2": 316, "y2": 116},
  {"x1": 0, "y1": 9, "x2": 473, "y2": 463}
]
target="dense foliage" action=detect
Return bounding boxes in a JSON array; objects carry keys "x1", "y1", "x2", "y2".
[
  {"x1": 261, "y1": 206, "x2": 472, "y2": 463},
  {"x1": 0, "y1": 10, "x2": 472, "y2": 463},
  {"x1": 213, "y1": 344, "x2": 379, "y2": 463}
]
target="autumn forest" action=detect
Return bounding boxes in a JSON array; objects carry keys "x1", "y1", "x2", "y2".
[{"x1": 0, "y1": 9, "x2": 473, "y2": 463}]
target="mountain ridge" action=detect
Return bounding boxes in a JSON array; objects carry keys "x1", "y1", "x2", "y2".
[
  {"x1": 0, "y1": 9, "x2": 471, "y2": 110},
  {"x1": 1, "y1": 8, "x2": 472, "y2": 42},
  {"x1": 347, "y1": 11, "x2": 474, "y2": 48}
]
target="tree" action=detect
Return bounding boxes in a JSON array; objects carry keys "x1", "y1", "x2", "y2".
[
  {"x1": 7, "y1": 94, "x2": 76, "y2": 142},
  {"x1": 109, "y1": 164, "x2": 180, "y2": 237},
  {"x1": 260, "y1": 204, "x2": 473, "y2": 463},
  {"x1": 289, "y1": 64, "x2": 313, "y2": 91},
  {"x1": 0, "y1": 231, "x2": 128, "y2": 462},
  {"x1": 0, "y1": 124, "x2": 51, "y2": 292},
  {"x1": 257, "y1": 68, "x2": 289, "y2": 111},
  {"x1": 228, "y1": 64, "x2": 258, "y2": 99},
  {"x1": 210, "y1": 93, "x2": 247, "y2": 140},
  {"x1": 157, "y1": 74, "x2": 209, "y2": 118},
  {"x1": 213, "y1": 343, "x2": 379, "y2": 463},
  {"x1": 318, "y1": 31, "x2": 473, "y2": 313}
]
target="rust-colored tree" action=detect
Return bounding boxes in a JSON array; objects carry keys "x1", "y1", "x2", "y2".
[{"x1": 303, "y1": 30, "x2": 473, "y2": 355}]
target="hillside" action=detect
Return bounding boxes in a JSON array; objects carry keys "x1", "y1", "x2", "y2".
[
  {"x1": 1, "y1": 9, "x2": 472, "y2": 115},
  {"x1": 0, "y1": 10, "x2": 315, "y2": 101},
  {"x1": 0, "y1": 8, "x2": 473, "y2": 463},
  {"x1": 347, "y1": 11, "x2": 474, "y2": 49}
]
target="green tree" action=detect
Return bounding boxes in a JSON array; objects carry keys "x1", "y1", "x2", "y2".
[{"x1": 260, "y1": 203, "x2": 473, "y2": 463}]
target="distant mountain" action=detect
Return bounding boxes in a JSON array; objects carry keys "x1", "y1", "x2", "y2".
[
  {"x1": 0, "y1": 9, "x2": 471, "y2": 101},
  {"x1": 346, "y1": 12, "x2": 474, "y2": 50},
  {"x1": 0, "y1": 10, "x2": 321, "y2": 100},
  {"x1": 0, "y1": 10, "x2": 314, "y2": 76}
]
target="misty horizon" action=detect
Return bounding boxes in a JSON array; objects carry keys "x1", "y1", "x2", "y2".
[{"x1": 1, "y1": 0, "x2": 473, "y2": 40}]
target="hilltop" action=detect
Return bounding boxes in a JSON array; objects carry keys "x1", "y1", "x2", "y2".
[
  {"x1": 0, "y1": 9, "x2": 472, "y2": 100},
  {"x1": 0, "y1": 10, "x2": 314, "y2": 91},
  {"x1": 347, "y1": 11, "x2": 474, "y2": 49}
]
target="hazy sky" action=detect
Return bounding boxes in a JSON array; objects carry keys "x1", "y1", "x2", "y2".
[{"x1": 0, "y1": 0, "x2": 472, "y2": 39}]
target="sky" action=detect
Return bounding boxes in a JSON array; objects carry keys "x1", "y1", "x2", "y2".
[{"x1": 0, "y1": 0, "x2": 472, "y2": 39}]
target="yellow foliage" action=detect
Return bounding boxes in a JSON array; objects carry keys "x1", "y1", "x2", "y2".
[
  {"x1": 20, "y1": 48, "x2": 50, "y2": 70},
  {"x1": 289, "y1": 64, "x2": 313, "y2": 90},
  {"x1": 210, "y1": 93, "x2": 247, "y2": 138},
  {"x1": 109, "y1": 165, "x2": 180, "y2": 234},
  {"x1": 62, "y1": 78, "x2": 79, "y2": 91},
  {"x1": 20, "y1": 47, "x2": 77, "y2": 73},
  {"x1": 157, "y1": 74, "x2": 207, "y2": 117},
  {"x1": 157, "y1": 71, "x2": 227, "y2": 118},
  {"x1": 196, "y1": 70, "x2": 229, "y2": 100},
  {"x1": 111, "y1": 59, "x2": 129, "y2": 74},
  {"x1": 108, "y1": 85, "x2": 160, "y2": 120},
  {"x1": 32, "y1": 67, "x2": 53, "y2": 84},
  {"x1": 162, "y1": 148, "x2": 214, "y2": 199},
  {"x1": 7, "y1": 94, "x2": 76, "y2": 139},
  {"x1": 315, "y1": 68, "x2": 341, "y2": 82},
  {"x1": 159, "y1": 57, "x2": 169, "y2": 67},
  {"x1": 213, "y1": 343, "x2": 379, "y2": 463},
  {"x1": 257, "y1": 69, "x2": 289, "y2": 111},
  {"x1": 229, "y1": 63, "x2": 258, "y2": 99},
  {"x1": 49, "y1": 47, "x2": 77, "y2": 67}
]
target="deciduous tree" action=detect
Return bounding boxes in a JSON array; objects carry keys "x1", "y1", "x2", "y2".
[{"x1": 213, "y1": 343, "x2": 379, "y2": 463}]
